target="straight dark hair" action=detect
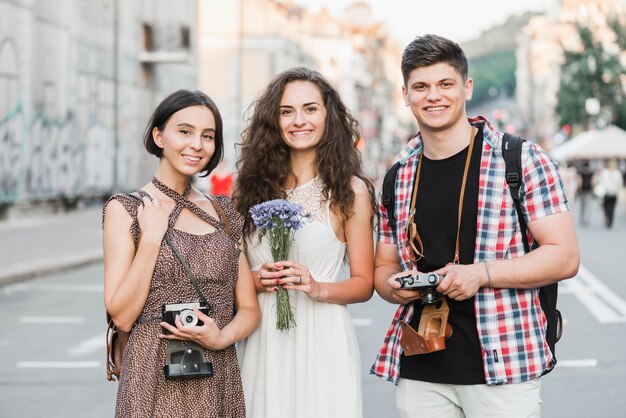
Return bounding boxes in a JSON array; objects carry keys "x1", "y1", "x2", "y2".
[
  {"x1": 401, "y1": 34, "x2": 468, "y2": 85},
  {"x1": 143, "y1": 89, "x2": 224, "y2": 177}
]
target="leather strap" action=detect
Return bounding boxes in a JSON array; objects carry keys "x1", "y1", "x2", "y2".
[
  {"x1": 207, "y1": 196, "x2": 232, "y2": 238},
  {"x1": 406, "y1": 126, "x2": 476, "y2": 265}
]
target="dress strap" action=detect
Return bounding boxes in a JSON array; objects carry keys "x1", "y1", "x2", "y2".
[{"x1": 151, "y1": 177, "x2": 222, "y2": 230}]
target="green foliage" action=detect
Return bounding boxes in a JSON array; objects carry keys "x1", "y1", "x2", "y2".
[
  {"x1": 556, "y1": 23, "x2": 626, "y2": 130},
  {"x1": 461, "y1": 12, "x2": 538, "y2": 105},
  {"x1": 469, "y1": 51, "x2": 516, "y2": 105}
]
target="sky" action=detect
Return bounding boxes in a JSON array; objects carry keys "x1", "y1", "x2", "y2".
[{"x1": 296, "y1": 0, "x2": 553, "y2": 45}]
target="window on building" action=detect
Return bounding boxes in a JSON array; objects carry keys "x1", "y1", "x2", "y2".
[
  {"x1": 142, "y1": 23, "x2": 154, "y2": 51},
  {"x1": 180, "y1": 26, "x2": 190, "y2": 49},
  {"x1": 0, "y1": 38, "x2": 19, "y2": 115}
]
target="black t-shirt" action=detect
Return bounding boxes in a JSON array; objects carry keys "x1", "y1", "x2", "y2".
[{"x1": 399, "y1": 128, "x2": 486, "y2": 385}]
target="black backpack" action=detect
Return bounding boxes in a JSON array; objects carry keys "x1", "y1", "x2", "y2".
[{"x1": 381, "y1": 133, "x2": 562, "y2": 368}]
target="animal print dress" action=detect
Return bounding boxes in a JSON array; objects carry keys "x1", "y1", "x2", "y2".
[{"x1": 103, "y1": 181, "x2": 245, "y2": 418}]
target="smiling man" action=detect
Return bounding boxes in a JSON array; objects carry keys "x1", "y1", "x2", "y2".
[{"x1": 371, "y1": 34, "x2": 579, "y2": 417}]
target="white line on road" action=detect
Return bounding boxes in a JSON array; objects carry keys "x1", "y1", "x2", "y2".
[
  {"x1": 352, "y1": 318, "x2": 373, "y2": 326},
  {"x1": 560, "y1": 265, "x2": 626, "y2": 323},
  {"x1": 17, "y1": 361, "x2": 100, "y2": 369},
  {"x1": 557, "y1": 359, "x2": 598, "y2": 367},
  {"x1": 69, "y1": 333, "x2": 106, "y2": 355},
  {"x1": 20, "y1": 316, "x2": 85, "y2": 324},
  {"x1": 5, "y1": 283, "x2": 103, "y2": 293}
]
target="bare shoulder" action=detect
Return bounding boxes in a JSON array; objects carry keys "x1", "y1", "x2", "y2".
[
  {"x1": 349, "y1": 176, "x2": 372, "y2": 196},
  {"x1": 102, "y1": 197, "x2": 133, "y2": 227}
]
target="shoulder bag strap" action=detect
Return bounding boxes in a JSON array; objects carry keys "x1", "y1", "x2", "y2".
[
  {"x1": 127, "y1": 192, "x2": 208, "y2": 304},
  {"x1": 208, "y1": 196, "x2": 232, "y2": 238}
]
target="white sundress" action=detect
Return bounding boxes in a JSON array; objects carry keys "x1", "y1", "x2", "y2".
[{"x1": 238, "y1": 177, "x2": 362, "y2": 418}]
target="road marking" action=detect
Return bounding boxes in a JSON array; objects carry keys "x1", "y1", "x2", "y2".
[
  {"x1": 69, "y1": 333, "x2": 105, "y2": 355},
  {"x1": 558, "y1": 359, "x2": 598, "y2": 367},
  {"x1": 20, "y1": 316, "x2": 85, "y2": 324},
  {"x1": 4, "y1": 283, "x2": 103, "y2": 293},
  {"x1": 17, "y1": 361, "x2": 100, "y2": 369},
  {"x1": 352, "y1": 318, "x2": 373, "y2": 326},
  {"x1": 560, "y1": 265, "x2": 626, "y2": 323}
]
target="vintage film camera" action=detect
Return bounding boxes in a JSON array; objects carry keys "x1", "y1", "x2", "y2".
[
  {"x1": 162, "y1": 301, "x2": 213, "y2": 380},
  {"x1": 161, "y1": 301, "x2": 210, "y2": 335},
  {"x1": 394, "y1": 272, "x2": 444, "y2": 304}
]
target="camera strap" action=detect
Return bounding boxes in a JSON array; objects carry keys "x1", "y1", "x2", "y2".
[
  {"x1": 164, "y1": 234, "x2": 208, "y2": 305},
  {"x1": 127, "y1": 191, "x2": 209, "y2": 305}
]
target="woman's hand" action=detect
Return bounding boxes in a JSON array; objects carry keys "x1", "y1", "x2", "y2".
[
  {"x1": 137, "y1": 195, "x2": 169, "y2": 244},
  {"x1": 159, "y1": 308, "x2": 230, "y2": 351},
  {"x1": 270, "y1": 260, "x2": 322, "y2": 300},
  {"x1": 255, "y1": 261, "x2": 287, "y2": 293}
]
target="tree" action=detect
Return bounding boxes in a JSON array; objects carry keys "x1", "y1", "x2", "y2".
[{"x1": 556, "y1": 22, "x2": 626, "y2": 131}]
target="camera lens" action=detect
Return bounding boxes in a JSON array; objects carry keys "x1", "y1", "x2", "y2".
[{"x1": 179, "y1": 309, "x2": 198, "y2": 327}]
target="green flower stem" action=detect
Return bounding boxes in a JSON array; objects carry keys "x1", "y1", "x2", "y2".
[
  {"x1": 275, "y1": 286, "x2": 296, "y2": 332},
  {"x1": 268, "y1": 226, "x2": 297, "y2": 332}
]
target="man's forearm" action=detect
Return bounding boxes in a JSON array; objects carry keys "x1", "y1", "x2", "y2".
[{"x1": 374, "y1": 265, "x2": 402, "y2": 303}]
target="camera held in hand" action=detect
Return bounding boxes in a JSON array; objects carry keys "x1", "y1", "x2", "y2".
[
  {"x1": 161, "y1": 301, "x2": 213, "y2": 380},
  {"x1": 395, "y1": 272, "x2": 444, "y2": 304},
  {"x1": 161, "y1": 301, "x2": 210, "y2": 334}
]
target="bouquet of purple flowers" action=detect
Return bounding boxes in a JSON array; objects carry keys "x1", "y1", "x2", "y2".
[{"x1": 250, "y1": 199, "x2": 311, "y2": 332}]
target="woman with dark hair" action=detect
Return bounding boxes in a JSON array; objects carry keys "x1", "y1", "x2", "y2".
[
  {"x1": 103, "y1": 89, "x2": 259, "y2": 417},
  {"x1": 234, "y1": 68, "x2": 376, "y2": 417}
]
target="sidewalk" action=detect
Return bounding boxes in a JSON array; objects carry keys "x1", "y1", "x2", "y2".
[{"x1": 0, "y1": 205, "x2": 103, "y2": 286}]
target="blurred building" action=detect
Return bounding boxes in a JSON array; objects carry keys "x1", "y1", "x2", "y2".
[
  {"x1": 516, "y1": 0, "x2": 625, "y2": 144},
  {"x1": 0, "y1": 0, "x2": 197, "y2": 214},
  {"x1": 198, "y1": 0, "x2": 408, "y2": 178}
]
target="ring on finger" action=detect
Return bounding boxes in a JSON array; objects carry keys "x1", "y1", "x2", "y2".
[{"x1": 298, "y1": 276, "x2": 302, "y2": 285}]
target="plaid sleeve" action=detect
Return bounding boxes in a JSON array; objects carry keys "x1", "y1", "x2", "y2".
[
  {"x1": 377, "y1": 188, "x2": 397, "y2": 244},
  {"x1": 520, "y1": 143, "x2": 570, "y2": 223}
]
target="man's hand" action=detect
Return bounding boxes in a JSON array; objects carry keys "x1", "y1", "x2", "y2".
[
  {"x1": 385, "y1": 270, "x2": 425, "y2": 305},
  {"x1": 434, "y1": 263, "x2": 485, "y2": 301}
]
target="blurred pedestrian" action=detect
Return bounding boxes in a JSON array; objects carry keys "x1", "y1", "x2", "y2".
[
  {"x1": 372, "y1": 34, "x2": 579, "y2": 418},
  {"x1": 102, "y1": 89, "x2": 260, "y2": 417},
  {"x1": 209, "y1": 160, "x2": 234, "y2": 198},
  {"x1": 234, "y1": 67, "x2": 376, "y2": 418},
  {"x1": 577, "y1": 160, "x2": 594, "y2": 226},
  {"x1": 561, "y1": 161, "x2": 578, "y2": 207},
  {"x1": 596, "y1": 159, "x2": 623, "y2": 228}
]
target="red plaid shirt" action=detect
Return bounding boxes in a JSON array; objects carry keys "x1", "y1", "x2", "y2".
[{"x1": 372, "y1": 117, "x2": 569, "y2": 385}]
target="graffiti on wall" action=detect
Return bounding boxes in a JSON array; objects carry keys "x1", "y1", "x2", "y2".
[
  {"x1": 0, "y1": 105, "x2": 23, "y2": 203},
  {"x1": 83, "y1": 124, "x2": 114, "y2": 192},
  {"x1": 0, "y1": 105, "x2": 120, "y2": 205}
]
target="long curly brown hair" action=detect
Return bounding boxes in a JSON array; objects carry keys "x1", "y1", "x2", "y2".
[{"x1": 234, "y1": 67, "x2": 375, "y2": 238}]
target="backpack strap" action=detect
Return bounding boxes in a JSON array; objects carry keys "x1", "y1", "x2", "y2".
[
  {"x1": 502, "y1": 133, "x2": 531, "y2": 254},
  {"x1": 382, "y1": 161, "x2": 401, "y2": 230},
  {"x1": 501, "y1": 134, "x2": 561, "y2": 354}
]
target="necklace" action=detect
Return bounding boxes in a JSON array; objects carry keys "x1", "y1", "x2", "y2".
[{"x1": 405, "y1": 126, "x2": 477, "y2": 266}]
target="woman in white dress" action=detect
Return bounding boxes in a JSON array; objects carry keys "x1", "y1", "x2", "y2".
[{"x1": 234, "y1": 67, "x2": 376, "y2": 418}]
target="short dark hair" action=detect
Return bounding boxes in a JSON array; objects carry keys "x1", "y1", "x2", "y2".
[
  {"x1": 401, "y1": 34, "x2": 468, "y2": 85},
  {"x1": 143, "y1": 89, "x2": 224, "y2": 177}
]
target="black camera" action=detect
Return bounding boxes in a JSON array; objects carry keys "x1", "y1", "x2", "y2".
[
  {"x1": 162, "y1": 302, "x2": 210, "y2": 334},
  {"x1": 395, "y1": 272, "x2": 444, "y2": 304}
]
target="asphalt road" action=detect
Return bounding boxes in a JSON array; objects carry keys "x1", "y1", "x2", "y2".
[{"x1": 0, "y1": 199, "x2": 624, "y2": 417}]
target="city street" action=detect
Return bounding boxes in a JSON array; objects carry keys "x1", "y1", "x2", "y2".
[{"x1": 0, "y1": 199, "x2": 625, "y2": 417}]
